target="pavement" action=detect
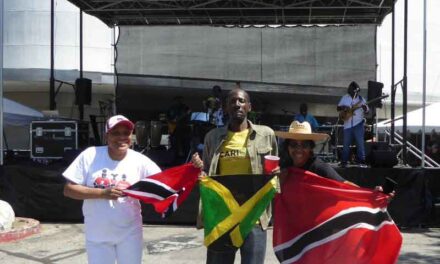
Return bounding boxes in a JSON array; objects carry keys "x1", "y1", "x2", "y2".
[{"x1": 0, "y1": 223, "x2": 439, "y2": 264}]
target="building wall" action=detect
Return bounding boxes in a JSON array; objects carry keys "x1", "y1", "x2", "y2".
[
  {"x1": 4, "y1": 0, "x2": 112, "y2": 72},
  {"x1": 2, "y1": 0, "x2": 115, "y2": 123}
]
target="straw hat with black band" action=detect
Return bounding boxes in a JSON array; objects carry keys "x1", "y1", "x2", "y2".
[{"x1": 275, "y1": 121, "x2": 329, "y2": 143}]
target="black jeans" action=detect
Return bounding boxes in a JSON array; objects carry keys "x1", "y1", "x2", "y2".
[{"x1": 206, "y1": 226, "x2": 267, "y2": 264}]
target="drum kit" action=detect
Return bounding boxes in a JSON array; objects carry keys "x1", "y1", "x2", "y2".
[
  {"x1": 134, "y1": 111, "x2": 216, "y2": 158},
  {"x1": 134, "y1": 120, "x2": 169, "y2": 153}
]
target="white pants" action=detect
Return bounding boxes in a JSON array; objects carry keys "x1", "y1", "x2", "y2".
[{"x1": 86, "y1": 231, "x2": 143, "y2": 264}]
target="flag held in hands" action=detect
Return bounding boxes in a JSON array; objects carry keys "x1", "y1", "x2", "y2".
[
  {"x1": 273, "y1": 167, "x2": 402, "y2": 264},
  {"x1": 200, "y1": 174, "x2": 276, "y2": 249},
  {"x1": 123, "y1": 163, "x2": 199, "y2": 217}
]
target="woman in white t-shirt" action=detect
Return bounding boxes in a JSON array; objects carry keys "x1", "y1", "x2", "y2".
[{"x1": 63, "y1": 115, "x2": 161, "y2": 264}]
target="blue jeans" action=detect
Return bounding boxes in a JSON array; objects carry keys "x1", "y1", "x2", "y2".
[
  {"x1": 342, "y1": 121, "x2": 365, "y2": 163},
  {"x1": 206, "y1": 226, "x2": 267, "y2": 264}
]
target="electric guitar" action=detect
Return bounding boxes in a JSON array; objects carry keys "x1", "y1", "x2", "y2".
[{"x1": 339, "y1": 94, "x2": 389, "y2": 121}]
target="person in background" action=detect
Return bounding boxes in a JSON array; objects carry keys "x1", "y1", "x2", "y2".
[
  {"x1": 337, "y1": 81, "x2": 369, "y2": 168},
  {"x1": 430, "y1": 143, "x2": 440, "y2": 163},
  {"x1": 204, "y1": 85, "x2": 224, "y2": 127},
  {"x1": 294, "y1": 103, "x2": 319, "y2": 132},
  {"x1": 63, "y1": 115, "x2": 161, "y2": 264},
  {"x1": 167, "y1": 96, "x2": 190, "y2": 127},
  {"x1": 192, "y1": 87, "x2": 278, "y2": 264},
  {"x1": 167, "y1": 96, "x2": 191, "y2": 157}
]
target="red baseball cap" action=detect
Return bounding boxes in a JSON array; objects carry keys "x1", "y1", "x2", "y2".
[{"x1": 105, "y1": 115, "x2": 134, "y2": 133}]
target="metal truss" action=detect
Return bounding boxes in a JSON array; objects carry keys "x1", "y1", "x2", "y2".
[{"x1": 67, "y1": 0, "x2": 396, "y2": 27}]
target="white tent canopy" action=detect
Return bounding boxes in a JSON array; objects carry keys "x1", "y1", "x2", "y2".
[
  {"x1": 375, "y1": 102, "x2": 440, "y2": 133},
  {"x1": 3, "y1": 98, "x2": 44, "y2": 126},
  {"x1": 2, "y1": 98, "x2": 46, "y2": 151}
]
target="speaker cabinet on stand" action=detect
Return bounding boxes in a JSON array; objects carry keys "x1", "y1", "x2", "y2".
[
  {"x1": 75, "y1": 78, "x2": 92, "y2": 120},
  {"x1": 367, "y1": 80, "x2": 385, "y2": 140},
  {"x1": 365, "y1": 142, "x2": 398, "y2": 168}
]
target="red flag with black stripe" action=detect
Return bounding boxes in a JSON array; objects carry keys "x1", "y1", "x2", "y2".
[
  {"x1": 123, "y1": 163, "x2": 199, "y2": 217},
  {"x1": 273, "y1": 167, "x2": 402, "y2": 264}
]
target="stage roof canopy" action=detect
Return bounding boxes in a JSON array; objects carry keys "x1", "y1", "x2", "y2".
[{"x1": 67, "y1": 0, "x2": 395, "y2": 27}]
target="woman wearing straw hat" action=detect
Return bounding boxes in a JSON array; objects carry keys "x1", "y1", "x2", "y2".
[{"x1": 275, "y1": 121, "x2": 355, "y2": 185}]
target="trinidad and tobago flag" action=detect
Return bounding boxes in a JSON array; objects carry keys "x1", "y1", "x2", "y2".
[
  {"x1": 273, "y1": 167, "x2": 402, "y2": 264},
  {"x1": 123, "y1": 163, "x2": 199, "y2": 217}
]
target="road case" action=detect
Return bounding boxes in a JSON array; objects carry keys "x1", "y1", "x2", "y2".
[{"x1": 30, "y1": 121, "x2": 88, "y2": 159}]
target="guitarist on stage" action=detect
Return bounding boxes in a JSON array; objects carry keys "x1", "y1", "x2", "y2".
[{"x1": 337, "y1": 81, "x2": 369, "y2": 168}]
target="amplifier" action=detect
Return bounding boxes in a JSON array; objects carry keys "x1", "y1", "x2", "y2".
[
  {"x1": 30, "y1": 121, "x2": 89, "y2": 159},
  {"x1": 365, "y1": 142, "x2": 398, "y2": 168}
]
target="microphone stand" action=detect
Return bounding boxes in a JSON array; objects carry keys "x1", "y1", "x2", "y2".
[{"x1": 281, "y1": 108, "x2": 295, "y2": 123}]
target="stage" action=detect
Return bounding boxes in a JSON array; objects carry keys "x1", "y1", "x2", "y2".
[{"x1": 0, "y1": 157, "x2": 439, "y2": 228}]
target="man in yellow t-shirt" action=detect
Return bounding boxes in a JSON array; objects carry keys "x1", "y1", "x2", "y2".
[
  {"x1": 192, "y1": 87, "x2": 278, "y2": 264},
  {"x1": 218, "y1": 128, "x2": 252, "y2": 175}
]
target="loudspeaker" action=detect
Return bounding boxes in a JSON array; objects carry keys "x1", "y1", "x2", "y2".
[
  {"x1": 365, "y1": 142, "x2": 398, "y2": 168},
  {"x1": 369, "y1": 150, "x2": 398, "y2": 168},
  {"x1": 367, "y1": 81, "x2": 384, "y2": 108},
  {"x1": 75, "y1": 78, "x2": 92, "y2": 105}
]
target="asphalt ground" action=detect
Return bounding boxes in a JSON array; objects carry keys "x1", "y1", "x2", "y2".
[{"x1": 0, "y1": 224, "x2": 439, "y2": 264}]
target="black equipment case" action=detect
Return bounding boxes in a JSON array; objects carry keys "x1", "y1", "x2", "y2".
[{"x1": 30, "y1": 121, "x2": 89, "y2": 159}]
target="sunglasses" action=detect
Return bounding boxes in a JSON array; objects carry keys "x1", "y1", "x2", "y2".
[{"x1": 287, "y1": 141, "x2": 313, "y2": 150}]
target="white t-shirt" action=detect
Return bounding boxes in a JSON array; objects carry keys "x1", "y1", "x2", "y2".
[
  {"x1": 63, "y1": 146, "x2": 161, "y2": 243},
  {"x1": 338, "y1": 94, "x2": 368, "y2": 129}
]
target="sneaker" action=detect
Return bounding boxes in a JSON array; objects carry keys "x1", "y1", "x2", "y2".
[{"x1": 358, "y1": 162, "x2": 368, "y2": 168}]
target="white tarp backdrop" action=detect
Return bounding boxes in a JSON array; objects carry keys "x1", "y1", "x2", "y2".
[
  {"x1": 115, "y1": 25, "x2": 377, "y2": 118},
  {"x1": 117, "y1": 25, "x2": 376, "y2": 88}
]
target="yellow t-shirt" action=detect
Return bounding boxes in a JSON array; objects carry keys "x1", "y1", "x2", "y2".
[{"x1": 218, "y1": 129, "x2": 252, "y2": 175}]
